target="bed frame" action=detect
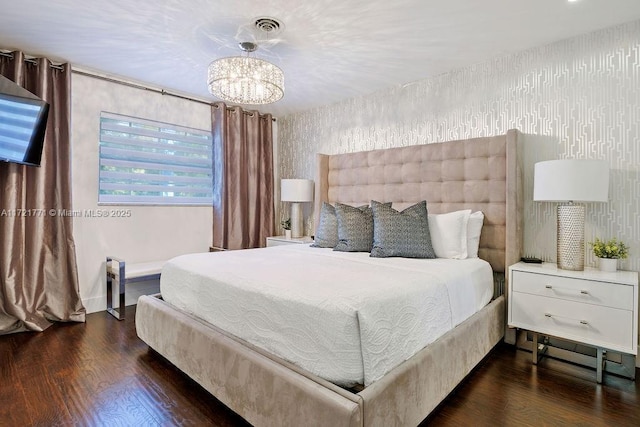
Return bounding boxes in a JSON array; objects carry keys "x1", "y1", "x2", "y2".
[{"x1": 136, "y1": 129, "x2": 522, "y2": 426}]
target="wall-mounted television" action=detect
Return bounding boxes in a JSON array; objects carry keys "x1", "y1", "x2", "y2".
[
  {"x1": 0, "y1": 92, "x2": 49, "y2": 167},
  {"x1": 0, "y1": 76, "x2": 49, "y2": 167}
]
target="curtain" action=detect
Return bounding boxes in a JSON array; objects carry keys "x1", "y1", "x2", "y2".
[
  {"x1": 212, "y1": 102, "x2": 274, "y2": 250},
  {"x1": 0, "y1": 51, "x2": 85, "y2": 334}
]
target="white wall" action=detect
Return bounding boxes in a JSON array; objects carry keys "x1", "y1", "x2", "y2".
[{"x1": 71, "y1": 73, "x2": 213, "y2": 313}]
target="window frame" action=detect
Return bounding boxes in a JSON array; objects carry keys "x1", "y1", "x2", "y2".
[{"x1": 98, "y1": 112, "x2": 213, "y2": 206}]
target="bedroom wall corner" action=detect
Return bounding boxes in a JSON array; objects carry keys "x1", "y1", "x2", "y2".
[{"x1": 71, "y1": 73, "x2": 213, "y2": 313}]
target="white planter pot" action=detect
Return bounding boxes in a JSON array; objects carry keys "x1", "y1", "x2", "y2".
[
  {"x1": 598, "y1": 257, "x2": 617, "y2": 272},
  {"x1": 284, "y1": 229, "x2": 292, "y2": 239}
]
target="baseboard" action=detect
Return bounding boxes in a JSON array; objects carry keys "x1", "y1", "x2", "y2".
[
  {"x1": 82, "y1": 279, "x2": 160, "y2": 314},
  {"x1": 83, "y1": 295, "x2": 106, "y2": 314}
]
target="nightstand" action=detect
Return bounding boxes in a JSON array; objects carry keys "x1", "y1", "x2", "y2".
[
  {"x1": 266, "y1": 236, "x2": 314, "y2": 247},
  {"x1": 508, "y1": 262, "x2": 638, "y2": 382}
]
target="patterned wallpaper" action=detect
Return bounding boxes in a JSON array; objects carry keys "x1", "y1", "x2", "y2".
[{"x1": 279, "y1": 20, "x2": 640, "y2": 272}]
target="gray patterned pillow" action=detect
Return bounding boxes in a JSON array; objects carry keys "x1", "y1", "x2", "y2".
[
  {"x1": 311, "y1": 202, "x2": 339, "y2": 248},
  {"x1": 334, "y1": 202, "x2": 391, "y2": 252},
  {"x1": 370, "y1": 200, "x2": 436, "y2": 258}
]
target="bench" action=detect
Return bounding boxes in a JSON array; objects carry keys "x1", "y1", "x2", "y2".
[{"x1": 106, "y1": 256, "x2": 165, "y2": 320}]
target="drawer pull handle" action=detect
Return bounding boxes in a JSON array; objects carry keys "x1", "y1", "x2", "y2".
[
  {"x1": 544, "y1": 313, "x2": 589, "y2": 326},
  {"x1": 544, "y1": 285, "x2": 590, "y2": 296}
]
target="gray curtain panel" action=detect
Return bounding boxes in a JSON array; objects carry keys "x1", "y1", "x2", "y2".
[
  {"x1": 0, "y1": 51, "x2": 85, "y2": 334},
  {"x1": 211, "y1": 102, "x2": 274, "y2": 250}
]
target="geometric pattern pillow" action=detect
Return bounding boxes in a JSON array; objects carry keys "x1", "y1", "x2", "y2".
[
  {"x1": 311, "y1": 202, "x2": 339, "y2": 248},
  {"x1": 333, "y1": 202, "x2": 388, "y2": 252},
  {"x1": 370, "y1": 200, "x2": 436, "y2": 258}
]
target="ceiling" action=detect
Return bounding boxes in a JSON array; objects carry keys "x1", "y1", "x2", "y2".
[{"x1": 2, "y1": 0, "x2": 640, "y2": 118}]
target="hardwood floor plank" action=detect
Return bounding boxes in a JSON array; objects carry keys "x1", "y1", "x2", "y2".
[
  {"x1": 1, "y1": 305, "x2": 638, "y2": 427},
  {"x1": 4, "y1": 328, "x2": 81, "y2": 425},
  {"x1": 424, "y1": 344, "x2": 640, "y2": 426},
  {"x1": 0, "y1": 337, "x2": 33, "y2": 426}
]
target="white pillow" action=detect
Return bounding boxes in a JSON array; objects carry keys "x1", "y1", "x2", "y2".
[
  {"x1": 428, "y1": 210, "x2": 471, "y2": 259},
  {"x1": 466, "y1": 211, "x2": 485, "y2": 258}
]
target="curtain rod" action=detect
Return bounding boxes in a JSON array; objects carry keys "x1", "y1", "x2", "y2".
[
  {"x1": 72, "y1": 68, "x2": 276, "y2": 121},
  {"x1": 0, "y1": 50, "x2": 275, "y2": 121},
  {"x1": 1, "y1": 49, "x2": 276, "y2": 120},
  {"x1": 0, "y1": 51, "x2": 65, "y2": 70}
]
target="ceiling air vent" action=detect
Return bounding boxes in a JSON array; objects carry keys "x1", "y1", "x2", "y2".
[{"x1": 254, "y1": 17, "x2": 283, "y2": 35}]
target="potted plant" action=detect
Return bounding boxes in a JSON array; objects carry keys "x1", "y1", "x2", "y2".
[
  {"x1": 281, "y1": 218, "x2": 292, "y2": 239},
  {"x1": 590, "y1": 237, "x2": 628, "y2": 272}
]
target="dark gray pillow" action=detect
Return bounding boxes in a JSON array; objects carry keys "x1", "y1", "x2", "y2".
[
  {"x1": 311, "y1": 202, "x2": 338, "y2": 248},
  {"x1": 370, "y1": 200, "x2": 436, "y2": 258},
  {"x1": 334, "y1": 202, "x2": 392, "y2": 252}
]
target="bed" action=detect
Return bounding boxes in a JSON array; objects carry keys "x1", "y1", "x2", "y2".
[
  {"x1": 160, "y1": 246, "x2": 494, "y2": 388},
  {"x1": 136, "y1": 130, "x2": 522, "y2": 426}
]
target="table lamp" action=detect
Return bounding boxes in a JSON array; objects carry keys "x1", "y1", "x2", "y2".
[
  {"x1": 281, "y1": 179, "x2": 314, "y2": 238},
  {"x1": 533, "y1": 159, "x2": 609, "y2": 271}
]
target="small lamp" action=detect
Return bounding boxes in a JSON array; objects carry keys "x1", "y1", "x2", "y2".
[
  {"x1": 281, "y1": 179, "x2": 314, "y2": 238},
  {"x1": 533, "y1": 159, "x2": 609, "y2": 271}
]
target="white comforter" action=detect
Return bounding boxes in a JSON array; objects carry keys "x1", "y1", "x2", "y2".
[{"x1": 160, "y1": 244, "x2": 493, "y2": 386}]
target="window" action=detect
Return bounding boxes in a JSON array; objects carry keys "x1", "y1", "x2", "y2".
[{"x1": 98, "y1": 112, "x2": 213, "y2": 205}]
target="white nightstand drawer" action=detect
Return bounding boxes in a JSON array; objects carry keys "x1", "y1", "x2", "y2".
[
  {"x1": 512, "y1": 270, "x2": 633, "y2": 310},
  {"x1": 510, "y1": 292, "x2": 634, "y2": 353}
]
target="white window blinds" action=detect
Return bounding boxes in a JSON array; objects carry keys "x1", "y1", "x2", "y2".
[{"x1": 98, "y1": 112, "x2": 213, "y2": 205}]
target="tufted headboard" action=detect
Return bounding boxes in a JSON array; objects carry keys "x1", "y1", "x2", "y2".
[{"x1": 314, "y1": 129, "x2": 522, "y2": 273}]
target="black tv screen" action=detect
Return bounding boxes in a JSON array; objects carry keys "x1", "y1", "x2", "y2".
[{"x1": 0, "y1": 92, "x2": 49, "y2": 167}]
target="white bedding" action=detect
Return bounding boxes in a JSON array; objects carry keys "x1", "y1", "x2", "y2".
[{"x1": 160, "y1": 244, "x2": 493, "y2": 387}]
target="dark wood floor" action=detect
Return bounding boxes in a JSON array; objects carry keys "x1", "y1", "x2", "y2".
[{"x1": 1, "y1": 306, "x2": 638, "y2": 427}]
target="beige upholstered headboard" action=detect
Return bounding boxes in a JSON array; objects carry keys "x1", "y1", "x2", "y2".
[{"x1": 314, "y1": 129, "x2": 522, "y2": 273}]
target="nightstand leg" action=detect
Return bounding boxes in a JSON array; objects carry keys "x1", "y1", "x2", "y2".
[
  {"x1": 531, "y1": 332, "x2": 549, "y2": 365},
  {"x1": 596, "y1": 348, "x2": 604, "y2": 383}
]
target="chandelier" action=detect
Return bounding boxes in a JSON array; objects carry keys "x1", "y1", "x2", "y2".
[{"x1": 207, "y1": 42, "x2": 284, "y2": 105}]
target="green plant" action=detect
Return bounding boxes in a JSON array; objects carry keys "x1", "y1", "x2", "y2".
[
  {"x1": 590, "y1": 237, "x2": 628, "y2": 259},
  {"x1": 281, "y1": 218, "x2": 291, "y2": 230}
]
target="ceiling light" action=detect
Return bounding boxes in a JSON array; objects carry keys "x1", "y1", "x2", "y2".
[{"x1": 207, "y1": 41, "x2": 284, "y2": 105}]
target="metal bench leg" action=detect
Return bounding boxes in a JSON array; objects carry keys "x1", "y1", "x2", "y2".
[{"x1": 106, "y1": 257, "x2": 126, "y2": 320}]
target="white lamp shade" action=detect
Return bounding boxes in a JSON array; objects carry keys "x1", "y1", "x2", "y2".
[
  {"x1": 281, "y1": 179, "x2": 314, "y2": 202},
  {"x1": 533, "y1": 159, "x2": 609, "y2": 202}
]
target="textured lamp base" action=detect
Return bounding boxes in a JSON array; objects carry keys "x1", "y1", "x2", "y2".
[
  {"x1": 290, "y1": 202, "x2": 304, "y2": 238},
  {"x1": 557, "y1": 204, "x2": 585, "y2": 271}
]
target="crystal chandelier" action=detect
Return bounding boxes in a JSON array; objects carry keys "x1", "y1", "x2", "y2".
[{"x1": 207, "y1": 42, "x2": 284, "y2": 105}]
